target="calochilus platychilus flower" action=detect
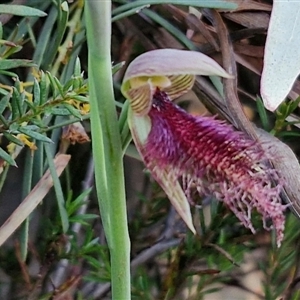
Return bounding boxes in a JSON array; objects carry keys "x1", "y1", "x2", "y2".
[{"x1": 121, "y1": 49, "x2": 287, "y2": 247}]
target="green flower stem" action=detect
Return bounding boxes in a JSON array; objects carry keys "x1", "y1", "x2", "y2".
[{"x1": 85, "y1": 1, "x2": 130, "y2": 299}]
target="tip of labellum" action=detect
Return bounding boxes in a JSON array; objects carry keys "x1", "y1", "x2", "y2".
[{"x1": 129, "y1": 89, "x2": 286, "y2": 247}]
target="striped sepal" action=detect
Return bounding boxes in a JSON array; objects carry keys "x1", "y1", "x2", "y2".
[
  {"x1": 163, "y1": 74, "x2": 195, "y2": 100},
  {"x1": 127, "y1": 82, "x2": 154, "y2": 116}
]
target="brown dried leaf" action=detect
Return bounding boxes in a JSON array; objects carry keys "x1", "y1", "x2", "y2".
[
  {"x1": 62, "y1": 122, "x2": 90, "y2": 145},
  {"x1": 223, "y1": 12, "x2": 269, "y2": 29},
  {"x1": 234, "y1": 43, "x2": 265, "y2": 58},
  {"x1": 224, "y1": 0, "x2": 272, "y2": 12},
  {"x1": 185, "y1": 13, "x2": 220, "y2": 51}
]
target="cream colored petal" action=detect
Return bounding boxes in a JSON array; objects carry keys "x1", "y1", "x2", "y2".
[
  {"x1": 128, "y1": 108, "x2": 196, "y2": 234},
  {"x1": 127, "y1": 106, "x2": 152, "y2": 146},
  {"x1": 123, "y1": 49, "x2": 233, "y2": 84}
]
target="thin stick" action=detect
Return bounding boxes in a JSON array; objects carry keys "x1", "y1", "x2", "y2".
[
  {"x1": 0, "y1": 154, "x2": 70, "y2": 247},
  {"x1": 209, "y1": 9, "x2": 258, "y2": 139}
]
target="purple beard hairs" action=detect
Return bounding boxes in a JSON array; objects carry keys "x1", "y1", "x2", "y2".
[{"x1": 140, "y1": 89, "x2": 286, "y2": 246}]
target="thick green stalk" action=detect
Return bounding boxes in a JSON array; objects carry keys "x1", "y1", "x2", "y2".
[{"x1": 85, "y1": 1, "x2": 131, "y2": 299}]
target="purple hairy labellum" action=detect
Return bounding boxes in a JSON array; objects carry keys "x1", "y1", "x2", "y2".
[{"x1": 138, "y1": 89, "x2": 286, "y2": 246}]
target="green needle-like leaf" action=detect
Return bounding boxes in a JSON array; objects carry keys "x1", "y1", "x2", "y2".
[
  {"x1": 0, "y1": 147, "x2": 16, "y2": 166},
  {"x1": 18, "y1": 127, "x2": 53, "y2": 144},
  {"x1": 0, "y1": 4, "x2": 47, "y2": 17}
]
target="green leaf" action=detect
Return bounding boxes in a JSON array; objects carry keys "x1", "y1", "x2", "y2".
[
  {"x1": 53, "y1": 76, "x2": 64, "y2": 97},
  {"x1": 69, "y1": 95, "x2": 88, "y2": 102},
  {"x1": 118, "y1": 100, "x2": 131, "y2": 153},
  {"x1": 20, "y1": 124, "x2": 39, "y2": 131},
  {"x1": 256, "y1": 96, "x2": 270, "y2": 131},
  {"x1": 63, "y1": 78, "x2": 74, "y2": 92},
  {"x1": 83, "y1": 238, "x2": 100, "y2": 251},
  {"x1": 0, "y1": 59, "x2": 36, "y2": 70},
  {"x1": 64, "y1": 103, "x2": 83, "y2": 119},
  {"x1": 286, "y1": 96, "x2": 300, "y2": 115},
  {"x1": 277, "y1": 131, "x2": 300, "y2": 138},
  {"x1": 11, "y1": 87, "x2": 22, "y2": 119},
  {"x1": 74, "y1": 57, "x2": 82, "y2": 77},
  {"x1": 39, "y1": 71, "x2": 48, "y2": 105},
  {"x1": 84, "y1": 255, "x2": 103, "y2": 270},
  {"x1": 0, "y1": 147, "x2": 16, "y2": 166},
  {"x1": 18, "y1": 127, "x2": 53, "y2": 143},
  {"x1": 45, "y1": 1, "x2": 69, "y2": 67},
  {"x1": 2, "y1": 44, "x2": 23, "y2": 59},
  {"x1": 67, "y1": 188, "x2": 92, "y2": 215},
  {"x1": 33, "y1": 78, "x2": 41, "y2": 106},
  {"x1": 0, "y1": 115, "x2": 9, "y2": 128},
  {"x1": 112, "y1": 61, "x2": 125, "y2": 74},
  {"x1": 3, "y1": 132, "x2": 24, "y2": 147},
  {"x1": 112, "y1": 0, "x2": 237, "y2": 16},
  {"x1": 9, "y1": 122, "x2": 19, "y2": 132},
  {"x1": 0, "y1": 93, "x2": 10, "y2": 115},
  {"x1": 69, "y1": 214, "x2": 99, "y2": 225},
  {"x1": 0, "y1": 4, "x2": 47, "y2": 17},
  {"x1": 44, "y1": 144, "x2": 69, "y2": 233},
  {"x1": 0, "y1": 70, "x2": 18, "y2": 77},
  {"x1": 72, "y1": 214, "x2": 99, "y2": 221},
  {"x1": 46, "y1": 106, "x2": 71, "y2": 116},
  {"x1": 47, "y1": 72, "x2": 61, "y2": 98},
  {"x1": 24, "y1": 99, "x2": 37, "y2": 113},
  {"x1": 0, "y1": 88, "x2": 10, "y2": 96}
]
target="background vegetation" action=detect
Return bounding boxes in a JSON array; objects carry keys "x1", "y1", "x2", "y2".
[{"x1": 0, "y1": 0, "x2": 300, "y2": 299}]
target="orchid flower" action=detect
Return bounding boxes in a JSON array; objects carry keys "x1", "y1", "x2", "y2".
[{"x1": 121, "y1": 49, "x2": 286, "y2": 247}]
